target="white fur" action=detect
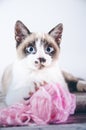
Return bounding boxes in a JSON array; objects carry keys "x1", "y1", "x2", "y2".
[
  {"x1": 6, "y1": 62, "x2": 67, "y2": 105},
  {"x1": 5, "y1": 38, "x2": 68, "y2": 105}
]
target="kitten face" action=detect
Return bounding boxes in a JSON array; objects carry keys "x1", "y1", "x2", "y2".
[{"x1": 15, "y1": 21, "x2": 63, "y2": 71}]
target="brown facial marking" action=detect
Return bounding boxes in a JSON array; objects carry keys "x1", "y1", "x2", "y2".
[
  {"x1": 40, "y1": 34, "x2": 60, "y2": 60},
  {"x1": 16, "y1": 33, "x2": 37, "y2": 58},
  {"x1": 41, "y1": 39, "x2": 56, "y2": 57},
  {"x1": 16, "y1": 33, "x2": 60, "y2": 61},
  {"x1": 24, "y1": 40, "x2": 37, "y2": 55}
]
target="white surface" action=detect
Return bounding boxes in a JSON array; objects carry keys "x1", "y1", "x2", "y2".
[{"x1": 0, "y1": 0, "x2": 86, "y2": 84}]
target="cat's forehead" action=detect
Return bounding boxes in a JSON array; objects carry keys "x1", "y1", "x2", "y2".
[{"x1": 22, "y1": 32, "x2": 58, "y2": 48}]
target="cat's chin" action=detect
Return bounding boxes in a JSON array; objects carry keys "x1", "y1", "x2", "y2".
[{"x1": 29, "y1": 65, "x2": 45, "y2": 72}]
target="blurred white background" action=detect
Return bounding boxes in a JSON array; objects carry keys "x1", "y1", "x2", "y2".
[{"x1": 0, "y1": 0, "x2": 86, "y2": 85}]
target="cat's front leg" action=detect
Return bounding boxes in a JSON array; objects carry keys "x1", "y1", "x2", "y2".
[
  {"x1": 25, "y1": 81, "x2": 47, "y2": 98},
  {"x1": 24, "y1": 81, "x2": 47, "y2": 103},
  {"x1": 23, "y1": 81, "x2": 48, "y2": 105},
  {"x1": 5, "y1": 82, "x2": 38, "y2": 105}
]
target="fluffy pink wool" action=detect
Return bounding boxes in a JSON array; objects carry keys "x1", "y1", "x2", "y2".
[{"x1": 0, "y1": 83, "x2": 76, "y2": 126}]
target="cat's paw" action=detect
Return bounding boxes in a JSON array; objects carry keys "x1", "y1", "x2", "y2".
[
  {"x1": 33, "y1": 81, "x2": 47, "y2": 88},
  {"x1": 77, "y1": 80, "x2": 86, "y2": 92},
  {"x1": 24, "y1": 81, "x2": 47, "y2": 101},
  {"x1": 29, "y1": 81, "x2": 47, "y2": 96},
  {"x1": 24, "y1": 81, "x2": 47, "y2": 105}
]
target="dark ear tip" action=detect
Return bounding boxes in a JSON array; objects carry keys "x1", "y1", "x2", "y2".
[
  {"x1": 58, "y1": 23, "x2": 63, "y2": 26},
  {"x1": 15, "y1": 20, "x2": 23, "y2": 26},
  {"x1": 57, "y1": 23, "x2": 63, "y2": 30}
]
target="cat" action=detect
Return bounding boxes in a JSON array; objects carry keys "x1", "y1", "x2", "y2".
[{"x1": 1, "y1": 20, "x2": 86, "y2": 106}]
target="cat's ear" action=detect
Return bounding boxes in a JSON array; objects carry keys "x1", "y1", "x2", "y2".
[
  {"x1": 15, "y1": 20, "x2": 31, "y2": 47},
  {"x1": 48, "y1": 23, "x2": 63, "y2": 46}
]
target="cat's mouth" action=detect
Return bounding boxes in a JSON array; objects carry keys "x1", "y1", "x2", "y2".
[
  {"x1": 39, "y1": 64, "x2": 45, "y2": 69},
  {"x1": 36, "y1": 64, "x2": 45, "y2": 70}
]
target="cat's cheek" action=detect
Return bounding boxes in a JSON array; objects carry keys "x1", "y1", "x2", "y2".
[{"x1": 44, "y1": 56, "x2": 52, "y2": 66}]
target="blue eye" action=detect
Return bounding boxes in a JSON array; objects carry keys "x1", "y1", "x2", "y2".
[
  {"x1": 45, "y1": 46, "x2": 54, "y2": 54},
  {"x1": 25, "y1": 46, "x2": 36, "y2": 54}
]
